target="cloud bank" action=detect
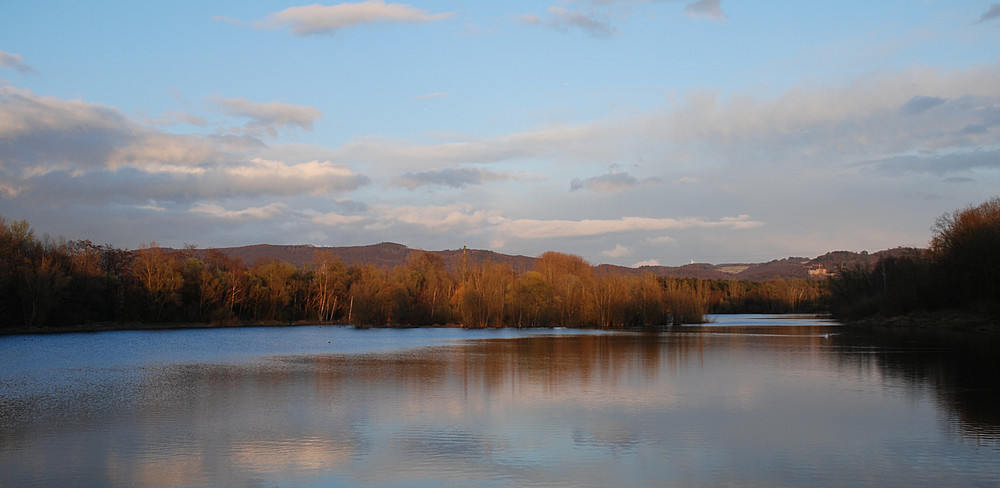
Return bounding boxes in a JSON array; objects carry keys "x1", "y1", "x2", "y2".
[
  {"x1": 0, "y1": 86, "x2": 368, "y2": 206},
  {"x1": 3, "y1": 59, "x2": 999, "y2": 263}
]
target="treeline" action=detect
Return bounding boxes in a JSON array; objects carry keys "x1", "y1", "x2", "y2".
[
  {"x1": 829, "y1": 197, "x2": 1000, "y2": 322},
  {"x1": 0, "y1": 216, "x2": 827, "y2": 332}
]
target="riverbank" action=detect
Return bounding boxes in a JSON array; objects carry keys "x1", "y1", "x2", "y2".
[
  {"x1": 1, "y1": 321, "x2": 333, "y2": 336},
  {"x1": 844, "y1": 310, "x2": 1000, "y2": 334},
  {"x1": 0, "y1": 320, "x2": 513, "y2": 335}
]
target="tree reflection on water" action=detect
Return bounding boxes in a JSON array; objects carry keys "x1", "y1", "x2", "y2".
[{"x1": 2, "y1": 321, "x2": 999, "y2": 487}]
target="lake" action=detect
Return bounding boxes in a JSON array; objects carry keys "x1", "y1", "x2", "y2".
[{"x1": 1, "y1": 315, "x2": 999, "y2": 487}]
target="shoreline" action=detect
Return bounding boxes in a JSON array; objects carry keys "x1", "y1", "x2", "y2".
[
  {"x1": 6, "y1": 311, "x2": 997, "y2": 337},
  {"x1": 842, "y1": 310, "x2": 1000, "y2": 334}
]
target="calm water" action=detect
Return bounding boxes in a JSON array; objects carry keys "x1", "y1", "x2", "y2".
[{"x1": 2, "y1": 315, "x2": 999, "y2": 487}]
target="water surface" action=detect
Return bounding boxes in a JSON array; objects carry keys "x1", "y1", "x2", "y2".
[{"x1": 2, "y1": 316, "x2": 998, "y2": 487}]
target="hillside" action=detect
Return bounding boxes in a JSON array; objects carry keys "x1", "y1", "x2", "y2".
[{"x1": 180, "y1": 243, "x2": 919, "y2": 281}]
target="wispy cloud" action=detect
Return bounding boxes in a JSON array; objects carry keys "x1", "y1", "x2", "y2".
[
  {"x1": 370, "y1": 203, "x2": 762, "y2": 239},
  {"x1": 899, "y1": 95, "x2": 946, "y2": 115},
  {"x1": 258, "y1": 1, "x2": 455, "y2": 36},
  {"x1": 671, "y1": 176, "x2": 702, "y2": 186},
  {"x1": 570, "y1": 170, "x2": 661, "y2": 193},
  {"x1": 495, "y1": 214, "x2": 763, "y2": 239},
  {"x1": 0, "y1": 50, "x2": 37, "y2": 74},
  {"x1": 209, "y1": 96, "x2": 322, "y2": 138},
  {"x1": 975, "y1": 3, "x2": 1000, "y2": 24},
  {"x1": 377, "y1": 204, "x2": 501, "y2": 232},
  {"x1": 862, "y1": 149, "x2": 1000, "y2": 177},
  {"x1": 190, "y1": 202, "x2": 290, "y2": 221},
  {"x1": 311, "y1": 211, "x2": 368, "y2": 226},
  {"x1": 412, "y1": 91, "x2": 448, "y2": 101},
  {"x1": 519, "y1": 4, "x2": 618, "y2": 38},
  {"x1": 393, "y1": 166, "x2": 510, "y2": 189},
  {"x1": 643, "y1": 235, "x2": 677, "y2": 245},
  {"x1": 684, "y1": 0, "x2": 726, "y2": 21},
  {"x1": 544, "y1": 6, "x2": 618, "y2": 38},
  {"x1": 521, "y1": 1, "x2": 727, "y2": 37},
  {"x1": 331, "y1": 123, "x2": 610, "y2": 170}
]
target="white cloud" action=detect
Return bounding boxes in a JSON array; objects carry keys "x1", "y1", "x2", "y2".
[
  {"x1": 0, "y1": 86, "x2": 237, "y2": 176},
  {"x1": 0, "y1": 50, "x2": 37, "y2": 74},
  {"x1": 224, "y1": 158, "x2": 370, "y2": 195},
  {"x1": 332, "y1": 122, "x2": 617, "y2": 172},
  {"x1": 378, "y1": 204, "x2": 502, "y2": 232},
  {"x1": 311, "y1": 211, "x2": 368, "y2": 226},
  {"x1": 190, "y1": 202, "x2": 290, "y2": 221},
  {"x1": 326, "y1": 64, "x2": 1000, "y2": 184},
  {"x1": 0, "y1": 86, "x2": 368, "y2": 206},
  {"x1": 365, "y1": 204, "x2": 762, "y2": 243},
  {"x1": 0, "y1": 182, "x2": 24, "y2": 198},
  {"x1": 632, "y1": 258, "x2": 661, "y2": 268},
  {"x1": 602, "y1": 244, "x2": 632, "y2": 258},
  {"x1": 259, "y1": 1, "x2": 455, "y2": 36},
  {"x1": 635, "y1": 65, "x2": 1000, "y2": 173},
  {"x1": 105, "y1": 133, "x2": 230, "y2": 172},
  {"x1": 496, "y1": 215, "x2": 763, "y2": 239},
  {"x1": 644, "y1": 235, "x2": 677, "y2": 245}
]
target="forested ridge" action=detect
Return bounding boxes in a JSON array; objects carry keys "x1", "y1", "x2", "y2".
[{"x1": 0, "y1": 217, "x2": 827, "y2": 332}]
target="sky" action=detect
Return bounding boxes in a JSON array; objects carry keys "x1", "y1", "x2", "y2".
[{"x1": 1, "y1": 1, "x2": 999, "y2": 267}]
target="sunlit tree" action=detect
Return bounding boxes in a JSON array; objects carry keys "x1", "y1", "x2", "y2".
[
  {"x1": 132, "y1": 244, "x2": 184, "y2": 321},
  {"x1": 309, "y1": 250, "x2": 349, "y2": 323}
]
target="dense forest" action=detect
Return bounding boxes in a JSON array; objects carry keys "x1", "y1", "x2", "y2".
[
  {"x1": 828, "y1": 196, "x2": 1000, "y2": 323},
  {"x1": 0, "y1": 217, "x2": 828, "y2": 332}
]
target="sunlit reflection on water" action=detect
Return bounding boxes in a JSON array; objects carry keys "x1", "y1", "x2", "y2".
[{"x1": 2, "y1": 316, "x2": 999, "y2": 487}]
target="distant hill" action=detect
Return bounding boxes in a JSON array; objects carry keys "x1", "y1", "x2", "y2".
[{"x1": 175, "y1": 243, "x2": 921, "y2": 281}]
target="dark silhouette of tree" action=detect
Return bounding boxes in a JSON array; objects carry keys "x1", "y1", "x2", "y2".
[
  {"x1": 932, "y1": 196, "x2": 1000, "y2": 310},
  {"x1": 829, "y1": 196, "x2": 999, "y2": 321}
]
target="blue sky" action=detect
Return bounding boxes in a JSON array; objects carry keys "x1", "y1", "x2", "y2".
[{"x1": 2, "y1": 1, "x2": 999, "y2": 266}]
